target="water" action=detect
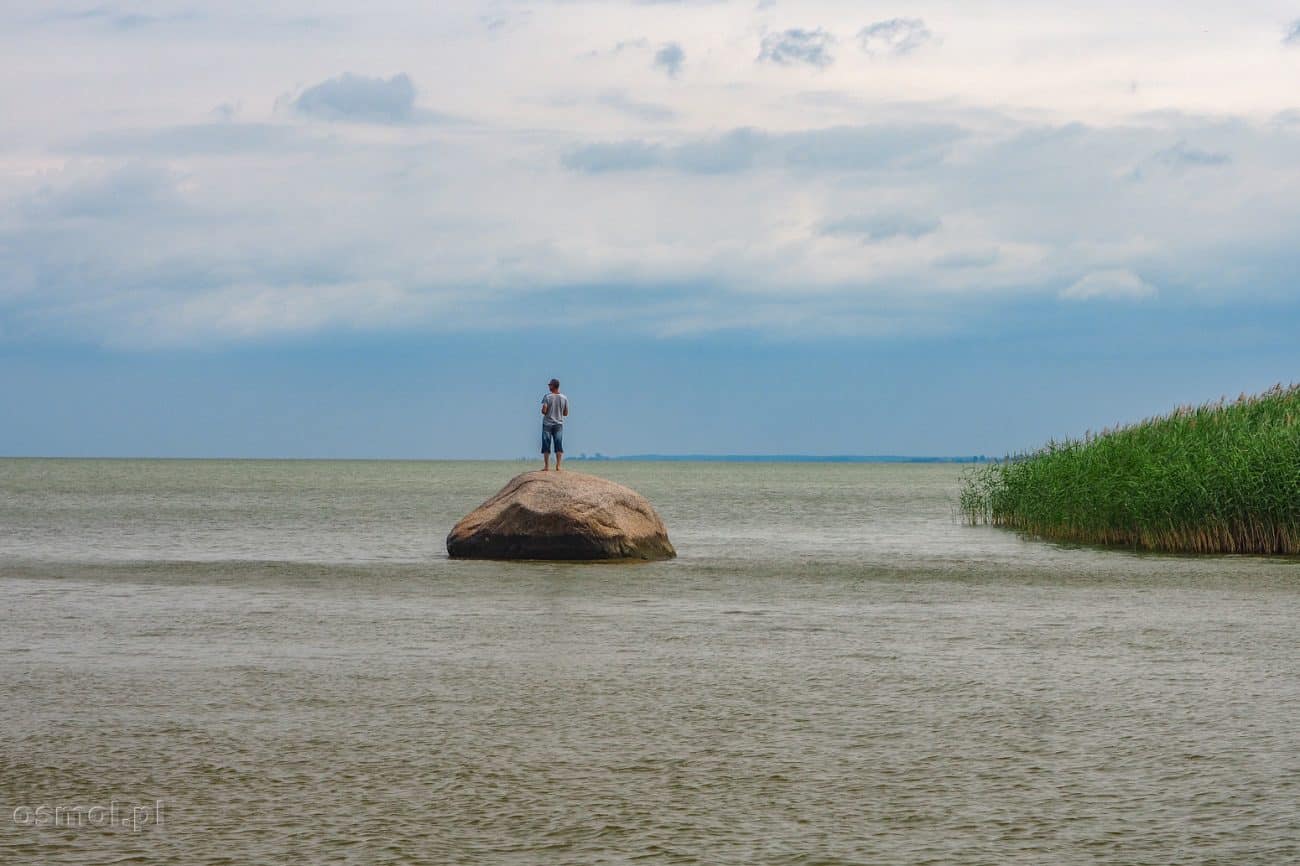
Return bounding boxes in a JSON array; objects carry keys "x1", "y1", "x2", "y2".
[{"x1": 1, "y1": 459, "x2": 1297, "y2": 864}]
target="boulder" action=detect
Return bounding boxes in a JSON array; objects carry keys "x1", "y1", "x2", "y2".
[{"x1": 446, "y1": 471, "x2": 676, "y2": 561}]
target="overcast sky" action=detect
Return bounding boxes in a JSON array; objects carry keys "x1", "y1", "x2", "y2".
[{"x1": 2, "y1": 1, "x2": 1299, "y2": 457}]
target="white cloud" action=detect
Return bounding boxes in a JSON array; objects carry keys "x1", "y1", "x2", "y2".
[
  {"x1": 858, "y1": 18, "x2": 932, "y2": 57},
  {"x1": 758, "y1": 29, "x2": 836, "y2": 68},
  {"x1": 819, "y1": 214, "x2": 940, "y2": 241},
  {"x1": 2, "y1": 2, "x2": 1299, "y2": 347},
  {"x1": 1060, "y1": 269, "x2": 1157, "y2": 301}
]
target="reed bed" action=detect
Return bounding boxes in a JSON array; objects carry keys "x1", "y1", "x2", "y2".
[{"x1": 960, "y1": 384, "x2": 1300, "y2": 554}]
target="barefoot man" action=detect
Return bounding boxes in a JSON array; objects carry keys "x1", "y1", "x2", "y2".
[{"x1": 541, "y1": 378, "x2": 569, "y2": 471}]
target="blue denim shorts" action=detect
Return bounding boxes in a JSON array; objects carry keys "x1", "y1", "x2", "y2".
[{"x1": 541, "y1": 424, "x2": 564, "y2": 454}]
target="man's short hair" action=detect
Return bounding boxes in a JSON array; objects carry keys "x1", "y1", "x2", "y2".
[{"x1": 548, "y1": 378, "x2": 560, "y2": 388}]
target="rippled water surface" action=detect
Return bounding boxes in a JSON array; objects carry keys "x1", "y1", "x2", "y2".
[{"x1": 2, "y1": 459, "x2": 1297, "y2": 864}]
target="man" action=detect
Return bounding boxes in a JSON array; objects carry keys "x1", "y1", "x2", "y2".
[{"x1": 540, "y1": 378, "x2": 569, "y2": 471}]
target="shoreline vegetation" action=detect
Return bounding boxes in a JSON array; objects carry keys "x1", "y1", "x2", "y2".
[{"x1": 960, "y1": 384, "x2": 1300, "y2": 554}]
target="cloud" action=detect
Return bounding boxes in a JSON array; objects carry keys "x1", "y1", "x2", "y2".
[
  {"x1": 289, "y1": 73, "x2": 418, "y2": 124},
  {"x1": 5, "y1": 0, "x2": 1300, "y2": 356},
  {"x1": 562, "y1": 128, "x2": 764, "y2": 173},
  {"x1": 598, "y1": 90, "x2": 676, "y2": 122},
  {"x1": 782, "y1": 124, "x2": 962, "y2": 170},
  {"x1": 1126, "y1": 139, "x2": 1231, "y2": 180},
  {"x1": 1060, "y1": 269, "x2": 1157, "y2": 301},
  {"x1": 858, "y1": 18, "x2": 932, "y2": 56},
  {"x1": 1152, "y1": 140, "x2": 1230, "y2": 168},
  {"x1": 41, "y1": 5, "x2": 202, "y2": 30},
  {"x1": 1285, "y1": 20, "x2": 1300, "y2": 44},
  {"x1": 583, "y1": 38, "x2": 650, "y2": 59},
  {"x1": 67, "y1": 123, "x2": 326, "y2": 156},
  {"x1": 654, "y1": 42, "x2": 685, "y2": 77},
  {"x1": 562, "y1": 123, "x2": 962, "y2": 174},
  {"x1": 561, "y1": 140, "x2": 664, "y2": 172},
  {"x1": 758, "y1": 29, "x2": 835, "y2": 68},
  {"x1": 118, "y1": 281, "x2": 417, "y2": 343},
  {"x1": 482, "y1": 9, "x2": 533, "y2": 34},
  {"x1": 20, "y1": 163, "x2": 183, "y2": 221},
  {"x1": 935, "y1": 249, "x2": 1000, "y2": 269},
  {"x1": 819, "y1": 214, "x2": 940, "y2": 241},
  {"x1": 670, "y1": 128, "x2": 767, "y2": 173},
  {"x1": 9, "y1": 90, "x2": 1300, "y2": 348}
]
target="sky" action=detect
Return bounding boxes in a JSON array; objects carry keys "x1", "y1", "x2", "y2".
[{"x1": 2, "y1": 0, "x2": 1299, "y2": 458}]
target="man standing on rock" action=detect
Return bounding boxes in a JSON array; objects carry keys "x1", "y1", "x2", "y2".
[{"x1": 541, "y1": 378, "x2": 569, "y2": 471}]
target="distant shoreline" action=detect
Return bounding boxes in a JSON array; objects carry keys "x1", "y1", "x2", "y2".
[{"x1": 572, "y1": 455, "x2": 990, "y2": 463}]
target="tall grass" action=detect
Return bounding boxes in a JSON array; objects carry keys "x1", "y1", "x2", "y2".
[{"x1": 960, "y1": 384, "x2": 1300, "y2": 554}]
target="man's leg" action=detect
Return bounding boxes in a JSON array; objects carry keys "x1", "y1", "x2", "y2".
[
  {"x1": 542, "y1": 428, "x2": 551, "y2": 470},
  {"x1": 554, "y1": 427, "x2": 563, "y2": 471}
]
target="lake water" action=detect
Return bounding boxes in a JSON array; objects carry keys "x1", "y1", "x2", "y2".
[{"x1": 1, "y1": 459, "x2": 1297, "y2": 864}]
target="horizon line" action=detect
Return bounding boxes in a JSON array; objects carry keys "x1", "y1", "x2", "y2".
[{"x1": 0, "y1": 454, "x2": 992, "y2": 463}]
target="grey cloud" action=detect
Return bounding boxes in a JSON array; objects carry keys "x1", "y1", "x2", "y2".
[
  {"x1": 65, "y1": 123, "x2": 329, "y2": 156},
  {"x1": 1286, "y1": 20, "x2": 1300, "y2": 44},
  {"x1": 670, "y1": 128, "x2": 767, "y2": 173},
  {"x1": 758, "y1": 29, "x2": 835, "y2": 68},
  {"x1": 583, "y1": 38, "x2": 648, "y2": 59},
  {"x1": 291, "y1": 73, "x2": 418, "y2": 124},
  {"x1": 820, "y1": 214, "x2": 940, "y2": 241},
  {"x1": 935, "y1": 249, "x2": 1000, "y2": 269},
  {"x1": 654, "y1": 42, "x2": 685, "y2": 77},
  {"x1": 43, "y1": 5, "x2": 201, "y2": 30},
  {"x1": 1126, "y1": 139, "x2": 1232, "y2": 179},
  {"x1": 598, "y1": 91, "x2": 676, "y2": 122},
  {"x1": 562, "y1": 129, "x2": 764, "y2": 174},
  {"x1": 1153, "y1": 141, "x2": 1230, "y2": 167},
  {"x1": 782, "y1": 124, "x2": 963, "y2": 170},
  {"x1": 482, "y1": 9, "x2": 532, "y2": 33},
  {"x1": 563, "y1": 124, "x2": 961, "y2": 175},
  {"x1": 562, "y1": 141, "x2": 663, "y2": 173},
  {"x1": 21, "y1": 164, "x2": 183, "y2": 221},
  {"x1": 858, "y1": 18, "x2": 932, "y2": 56},
  {"x1": 13, "y1": 92, "x2": 1300, "y2": 348},
  {"x1": 1060, "y1": 269, "x2": 1156, "y2": 301}
]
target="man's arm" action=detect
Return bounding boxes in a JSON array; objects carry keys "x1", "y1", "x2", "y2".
[
  {"x1": 563, "y1": 398, "x2": 569, "y2": 417},
  {"x1": 541, "y1": 399, "x2": 549, "y2": 416}
]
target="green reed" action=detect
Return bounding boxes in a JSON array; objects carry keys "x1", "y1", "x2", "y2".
[{"x1": 960, "y1": 383, "x2": 1300, "y2": 553}]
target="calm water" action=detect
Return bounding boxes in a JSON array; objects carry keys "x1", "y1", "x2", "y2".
[{"x1": 1, "y1": 459, "x2": 1297, "y2": 864}]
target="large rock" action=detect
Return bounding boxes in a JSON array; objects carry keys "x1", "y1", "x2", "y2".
[{"x1": 446, "y1": 471, "x2": 676, "y2": 561}]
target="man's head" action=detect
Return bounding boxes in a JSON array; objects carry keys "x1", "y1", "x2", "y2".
[{"x1": 548, "y1": 378, "x2": 560, "y2": 392}]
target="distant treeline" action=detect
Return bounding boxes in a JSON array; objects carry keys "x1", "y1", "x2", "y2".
[
  {"x1": 571, "y1": 454, "x2": 991, "y2": 463},
  {"x1": 960, "y1": 384, "x2": 1300, "y2": 554}
]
